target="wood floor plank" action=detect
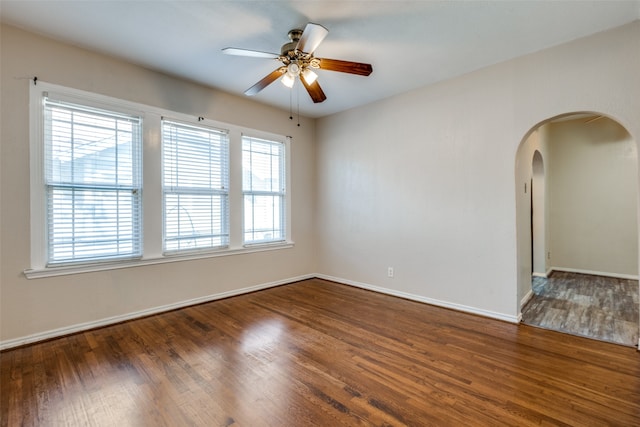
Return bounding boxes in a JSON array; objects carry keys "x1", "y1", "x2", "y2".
[{"x1": 2, "y1": 278, "x2": 639, "y2": 426}]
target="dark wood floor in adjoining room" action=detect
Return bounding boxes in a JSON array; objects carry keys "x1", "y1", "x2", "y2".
[
  {"x1": 522, "y1": 271, "x2": 639, "y2": 347},
  {"x1": 2, "y1": 279, "x2": 640, "y2": 426}
]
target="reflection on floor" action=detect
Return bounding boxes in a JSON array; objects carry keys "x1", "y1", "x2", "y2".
[{"x1": 521, "y1": 271, "x2": 639, "y2": 347}]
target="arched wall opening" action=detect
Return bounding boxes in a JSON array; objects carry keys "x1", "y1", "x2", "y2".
[
  {"x1": 531, "y1": 150, "x2": 546, "y2": 277},
  {"x1": 515, "y1": 112, "x2": 639, "y2": 344}
]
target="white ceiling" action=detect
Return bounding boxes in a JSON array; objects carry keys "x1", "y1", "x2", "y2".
[{"x1": 2, "y1": 1, "x2": 639, "y2": 118}]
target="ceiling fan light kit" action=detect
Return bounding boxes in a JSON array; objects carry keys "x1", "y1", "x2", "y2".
[
  {"x1": 302, "y1": 68, "x2": 318, "y2": 85},
  {"x1": 222, "y1": 23, "x2": 373, "y2": 104},
  {"x1": 281, "y1": 72, "x2": 295, "y2": 88}
]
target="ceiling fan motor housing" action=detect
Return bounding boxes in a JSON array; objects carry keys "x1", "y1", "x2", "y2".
[{"x1": 281, "y1": 29, "x2": 303, "y2": 56}]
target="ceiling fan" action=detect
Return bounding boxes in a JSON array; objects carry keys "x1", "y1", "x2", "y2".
[{"x1": 222, "y1": 23, "x2": 373, "y2": 103}]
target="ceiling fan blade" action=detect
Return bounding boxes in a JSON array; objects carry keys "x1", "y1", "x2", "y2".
[
  {"x1": 296, "y1": 23, "x2": 329, "y2": 54},
  {"x1": 244, "y1": 67, "x2": 286, "y2": 96},
  {"x1": 222, "y1": 47, "x2": 280, "y2": 59},
  {"x1": 317, "y1": 58, "x2": 373, "y2": 76},
  {"x1": 301, "y1": 78, "x2": 327, "y2": 103}
]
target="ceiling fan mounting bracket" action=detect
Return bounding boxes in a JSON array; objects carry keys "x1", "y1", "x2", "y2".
[{"x1": 287, "y1": 29, "x2": 303, "y2": 42}]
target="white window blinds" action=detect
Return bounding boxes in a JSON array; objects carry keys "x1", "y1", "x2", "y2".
[
  {"x1": 44, "y1": 97, "x2": 142, "y2": 264},
  {"x1": 242, "y1": 136, "x2": 286, "y2": 244},
  {"x1": 162, "y1": 120, "x2": 229, "y2": 252}
]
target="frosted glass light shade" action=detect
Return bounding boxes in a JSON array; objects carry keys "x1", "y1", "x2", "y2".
[
  {"x1": 281, "y1": 73, "x2": 295, "y2": 88},
  {"x1": 302, "y1": 69, "x2": 318, "y2": 85}
]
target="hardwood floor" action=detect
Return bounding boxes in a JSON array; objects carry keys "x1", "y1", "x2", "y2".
[
  {"x1": 521, "y1": 271, "x2": 639, "y2": 347},
  {"x1": 2, "y1": 278, "x2": 640, "y2": 426}
]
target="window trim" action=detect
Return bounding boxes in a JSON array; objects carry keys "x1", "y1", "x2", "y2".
[
  {"x1": 26, "y1": 82, "x2": 293, "y2": 279},
  {"x1": 42, "y1": 96, "x2": 144, "y2": 265},
  {"x1": 241, "y1": 134, "x2": 288, "y2": 245},
  {"x1": 161, "y1": 118, "x2": 231, "y2": 254}
]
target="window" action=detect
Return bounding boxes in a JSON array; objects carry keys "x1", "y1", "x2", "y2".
[
  {"x1": 242, "y1": 136, "x2": 286, "y2": 244},
  {"x1": 162, "y1": 120, "x2": 229, "y2": 252},
  {"x1": 43, "y1": 97, "x2": 142, "y2": 264},
  {"x1": 28, "y1": 82, "x2": 292, "y2": 277}
]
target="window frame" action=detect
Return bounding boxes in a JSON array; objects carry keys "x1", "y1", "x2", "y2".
[
  {"x1": 42, "y1": 96, "x2": 144, "y2": 265},
  {"x1": 27, "y1": 82, "x2": 293, "y2": 279},
  {"x1": 161, "y1": 119, "x2": 230, "y2": 254},
  {"x1": 241, "y1": 135, "x2": 287, "y2": 245}
]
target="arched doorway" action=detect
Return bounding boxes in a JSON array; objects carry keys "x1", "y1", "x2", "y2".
[
  {"x1": 516, "y1": 112, "x2": 639, "y2": 347},
  {"x1": 531, "y1": 150, "x2": 545, "y2": 277}
]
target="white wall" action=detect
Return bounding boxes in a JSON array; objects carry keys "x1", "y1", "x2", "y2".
[
  {"x1": 0, "y1": 24, "x2": 317, "y2": 346},
  {"x1": 547, "y1": 118, "x2": 638, "y2": 277},
  {"x1": 316, "y1": 21, "x2": 640, "y2": 321}
]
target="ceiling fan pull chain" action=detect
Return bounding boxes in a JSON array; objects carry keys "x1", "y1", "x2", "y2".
[
  {"x1": 297, "y1": 83, "x2": 300, "y2": 127},
  {"x1": 289, "y1": 84, "x2": 293, "y2": 121}
]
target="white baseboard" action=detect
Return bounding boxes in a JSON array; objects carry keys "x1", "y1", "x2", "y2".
[
  {"x1": 520, "y1": 289, "x2": 534, "y2": 309},
  {"x1": 532, "y1": 272, "x2": 548, "y2": 278},
  {"x1": 0, "y1": 273, "x2": 315, "y2": 351},
  {"x1": 550, "y1": 267, "x2": 638, "y2": 281},
  {"x1": 315, "y1": 274, "x2": 519, "y2": 324},
  {"x1": 14, "y1": 269, "x2": 630, "y2": 351}
]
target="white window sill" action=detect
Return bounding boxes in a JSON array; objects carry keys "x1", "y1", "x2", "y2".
[{"x1": 23, "y1": 241, "x2": 294, "y2": 279}]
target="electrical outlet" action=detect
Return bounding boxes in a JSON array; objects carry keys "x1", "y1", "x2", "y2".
[{"x1": 387, "y1": 267, "x2": 394, "y2": 278}]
